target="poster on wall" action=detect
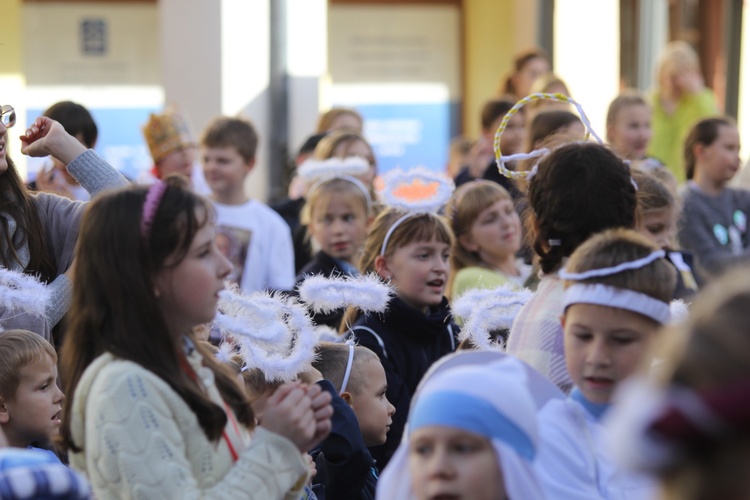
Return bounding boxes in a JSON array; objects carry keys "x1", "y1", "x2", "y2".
[{"x1": 328, "y1": 4, "x2": 461, "y2": 175}]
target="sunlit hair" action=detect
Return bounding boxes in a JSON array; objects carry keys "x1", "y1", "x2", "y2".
[
  {"x1": 525, "y1": 142, "x2": 637, "y2": 274},
  {"x1": 657, "y1": 40, "x2": 701, "y2": 87},
  {"x1": 0, "y1": 329, "x2": 57, "y2": 401},
  {"x1": 313, "y1": 342, "x2": 379, "y2": 394},
  {"x1": 300, "y1": 177, "x2": 371, "y2": 228},
  {"x1": 60, "y1": 176, "x2": 252, "y2": 453},
  {"x1": 445, "y1": 181, "x2": 513, "y2": 297},
  {"x1": 314, "y1": 129, "x2": 373, "y2": 162},
  {"x1": 201, "y1": 115, "x2": 258, "y2": 163},
  {"x1": 653, "y1": 267, "x2": 750, "y2": 500},
  {"x1": 0, "y1": 157, "x2": 55, "y2": 281},
  {"x1": 339, "y1": 208, "x2": 454, "y2": 331},
  {"x1": 527, "y1": 73, "x2": 572, "y2": 114},
  {"x1": 683, "y1": 116, "x2": 735, "y2": 180},
  {"x1": 631, "y1": 168, "x2": 675, "y2": 218},
  {"x1": 563, "y1": 228, "x2": 675, "y2": 304},
  {"x1": 316, "y1": 107, "x2": 364, "y2": 134},
  {"x1": 605, "y1": 91, "x2": 649, "y2": 141}
]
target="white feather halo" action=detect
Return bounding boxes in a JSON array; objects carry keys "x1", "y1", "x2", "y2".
[
  {"x1": 0, "y1": 268, "x2": 50, "y2": 318},
  {"x1": 213, "y1": 287, "x2": 320, "y2": 381},
  {"x1": 452, "y1": 284, "x2": 534, "y2": 350},
  {"x1": 379, "y1": 166, "x2": 455, "y2": 213},
  {"x1": 297, "y1": 273, "x2": 392, "y2": 314},
  {"x1": 296, "y1": 156, "x2": 370, "y2": 182},
  {"x1": 669, "y1": 299, "x2": 690, "y2": 325}
]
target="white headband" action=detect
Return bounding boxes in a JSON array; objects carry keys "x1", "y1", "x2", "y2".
[
  {"x1": 339, "y1": 344, "x2": 355, "y2": 395},
  {"x1": 307, "y1": 175, "x2": 372, "y2": 212},
  {"x1": 380, "y1": 212, "x2": 414, "y2": 256},
  {"x1": 563, "y1": 283, "x2": 670, "y2": 324},
  {"x1": 558, "y1": 249, "x2": 666, "y2": 281}
]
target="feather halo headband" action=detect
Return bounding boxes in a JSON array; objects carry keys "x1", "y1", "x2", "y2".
[
  {"x1": 377, "y1": 166, "x2": 455, "y2": 256},
  {"x1": 213, "y1": 286, "x2": 319, "y2": 381},
  {"x1": 452, "y1": 284, "x2": 533, "y2": 350}
]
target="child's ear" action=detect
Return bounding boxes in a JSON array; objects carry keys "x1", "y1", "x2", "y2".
[
  {"x1": 374, "y1": 255, "x2": 391, "y2": 280},
  {"x1": 0, "y1": 398, "x2": 9, "y2": 424},
  {"x1": 340, "y1": 391, "x2": 354, "y2": 407},
  {"x1": 244, "y1": 157, "x2": 256, "y2": 173},
  {"x1": 559, "y1": 314, "x2": 566, "y2": 329},
  {"x1": 459, "y1": 233, "x2": 478, "y2": 253}
]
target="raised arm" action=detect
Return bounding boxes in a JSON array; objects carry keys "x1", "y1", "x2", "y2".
[{"x1": 20, "y1": 116, "x2": 129, "y2": 195}]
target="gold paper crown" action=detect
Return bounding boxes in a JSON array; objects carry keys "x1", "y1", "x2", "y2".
[{"x1": 142, "y1": 108, "x2": 196, "y2": 163}]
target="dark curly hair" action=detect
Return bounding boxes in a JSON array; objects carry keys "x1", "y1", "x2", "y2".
[{"x1": 525, "y1": 142, "x2": 637, "y2": 274}]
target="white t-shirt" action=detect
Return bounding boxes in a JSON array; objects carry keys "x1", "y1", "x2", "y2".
[{"x1": 212, "y1": 199, "x2": 295, "y2": 293}]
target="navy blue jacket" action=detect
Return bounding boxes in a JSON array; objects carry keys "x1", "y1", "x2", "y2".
[
  {"x1": 310, "y1": 380, "x2": 377, "y2": 500},
  {"x1": 347, "y1": 297, "x2": 458, "y2": 469}
]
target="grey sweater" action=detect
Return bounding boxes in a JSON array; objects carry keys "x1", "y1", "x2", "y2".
[
  {"x1": 677, "y1": 182, "x2": 750, "y2": 278},
  {"x1": 1, "y1": 150, "x2": 129, "y2": 340}
]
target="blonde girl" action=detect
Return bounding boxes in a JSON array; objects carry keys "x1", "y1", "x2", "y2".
[
  {"x1": 648, "y1": 41, "x2": 717, "y2": 182},
  {"x1": 344, "y1": 208, "x2": 458, "y2": 469},
  {"x1": 606, "y1": 91, "x2": 664, "y2": 172},
  {"x1": 446, "y1": 180, "x2": 530, "y2": 299},
  {"x1": 296, "y1": 176, "x2": 372, "y2": 328}
]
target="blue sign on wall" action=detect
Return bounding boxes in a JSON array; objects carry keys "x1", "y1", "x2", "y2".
[{"x1": 353, "y1": 101, "x2": 455, "y2": 175}]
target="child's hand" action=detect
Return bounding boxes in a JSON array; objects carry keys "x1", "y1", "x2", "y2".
[
  {"x1": 674, "y1": 70, "x2": 704, "y2": 95},
  {"x1": 20, "y1": 117, "x2": 87, "y2": 165},
  {"x1": 304, "y1": 453, "x2": 317, "y2": 479},
  {"x1": 261, "y1": 383, "x2": 319, "y2": 452}
]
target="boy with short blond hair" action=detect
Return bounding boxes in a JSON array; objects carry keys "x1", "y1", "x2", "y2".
[
  {"x1": 0, "y1": 330, "x2": 64, "y2": 455},
  {"x1": 201, "y1": 116, "x2": 295, "y2": 293}
]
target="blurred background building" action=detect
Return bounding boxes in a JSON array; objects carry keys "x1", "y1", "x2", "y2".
[{"x1": 1, "y1": 0, "x2": 746, "y2": 201}]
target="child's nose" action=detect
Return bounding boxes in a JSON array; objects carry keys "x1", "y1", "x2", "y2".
[
  {"x1": 428, "y1": 448, "x2": 456, "y2": 479},
  {"x1": 387, "y1": 400, "x2": 395, "y2": 416},
  {"x1": 54, "y1": 385, "x2": 65, "y2": 404},
  {"x1": 218, "y1": 251, "x2": 233, "y2": 279},
  {"x1": 588, "y1": 339, "x2": 612, "y2": 366},
  {"x1": 433, "y1": 256, "x2": 449, "y2": 273}
]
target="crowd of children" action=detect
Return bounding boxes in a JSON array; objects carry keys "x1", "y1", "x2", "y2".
[{"x1": 2, "y1": 38, "x2": 750, "y2": 500}]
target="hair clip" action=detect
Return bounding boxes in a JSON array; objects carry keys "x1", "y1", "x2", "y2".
[
  {"x1": 548, "y1": 239, "x2": 562, "y2": 247},
  {"x1": 141, "y1": 181, "x2": 168, "y2": 239},
  {"x1": 213, "y1": 286, "x2": 320, "y2": 381},
  {"x1": 297, "y1": 273, "x2": 392, "y2": 315},
  {"x1": 378, "y1": 167, "x2": 455, "y2": 256},
  {"x1": 493, "y1": 92, "x2": 603, "y2": 180},
  {"x1": 452, "y1": 285, "x2": 533, "y2": 350}
]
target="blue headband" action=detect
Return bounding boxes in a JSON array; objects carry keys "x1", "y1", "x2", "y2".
[{"x1": 409, "y1": 390, "x2": 536, "y2": 461}]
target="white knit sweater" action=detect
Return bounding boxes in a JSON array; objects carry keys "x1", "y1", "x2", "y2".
[{"x1": 70, "y1": 352, "x2": 308, "y2": 499}]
